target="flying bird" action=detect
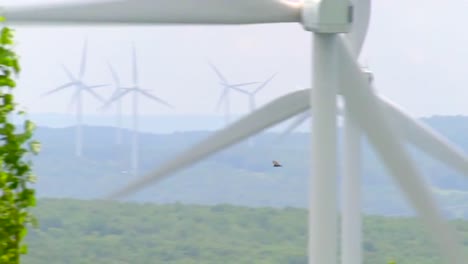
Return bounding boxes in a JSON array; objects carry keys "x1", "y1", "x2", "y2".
[{"x1": 272, "y1": 160, "x2": 282, "y2": 167}]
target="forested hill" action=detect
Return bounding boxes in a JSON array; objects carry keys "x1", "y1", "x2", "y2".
[
  {"x1": 28, "y1": 115, "x2": 468, "y2": 217},
  {"x1": 24, "y1": 198, "x2": 468, "y2": 264}
]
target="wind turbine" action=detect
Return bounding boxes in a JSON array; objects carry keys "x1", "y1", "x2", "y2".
[
  {"x1": 7, "y1": 1, "x2": 468, "y2": 263},
  {"x1": 103, "y1": 44, "x2": 173, "y2": 177},
  {"x1": 208, "y1": 60, "x2": 258, "y2": 126},
  {"x1": 43, "y1": 38, "x2": 107, "y2": 157}
]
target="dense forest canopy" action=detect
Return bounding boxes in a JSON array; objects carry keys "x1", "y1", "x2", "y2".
[{"x1": 23, "y1": 198, "x2": 468, "y2": 264}]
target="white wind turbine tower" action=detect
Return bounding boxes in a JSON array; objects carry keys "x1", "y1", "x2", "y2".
[
  {"x1": 43, "y1": 38, "x2": 107, "y2": 157},
  {"x1": 103, "y1": 45, "x2": 173, "y2": 177},
  {"x1": 9, "y1": 1, "x2": 468, "y2": 263},
  {"x1": 208, "y1": 60, "x2": 258, "y2": 126},
  {"x1": 278, "y1": 69, "x2": 374, "y2": 264}
]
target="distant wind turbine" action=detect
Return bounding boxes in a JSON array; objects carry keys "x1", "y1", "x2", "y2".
[
  {"x1": 103, "y1": 44, "x2": 173, "y2": 177},
  {"x1": 43, "y1": 38, "x2": 107, "y2": 157},
  {"x1": 207, "y1": 60, "x2": 258, "y2": 126}
]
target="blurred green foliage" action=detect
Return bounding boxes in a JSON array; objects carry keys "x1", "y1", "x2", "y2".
[{"x1": 0, "y1": 19, "x2": 40, "y2": 263}]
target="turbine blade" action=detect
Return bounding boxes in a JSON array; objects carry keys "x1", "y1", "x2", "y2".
[
  {"x1": 379, "y1": 96, "x2": 468, "y2": 180},
  {"x1": 109, "y1": 89, "x2": 132, "y2": 104},
  {"x1": 87, "y1": 84, "x2": 109, "y2": 89},
  {"x1": 207, "y1": 60, "x2": 228, "y2": 83},
  {"x1": 5, "y1": 0, "x2": 301, "y2": 25},
  {"x1": 138, "y1": 90, "x2": 173, "y2": 109},
  {"x1": 228, "y1": 82, "x2": 259, "y2": 88},
  {"x1": 109, "y1": 88, "x2": 125, "y2": 99},
  {"x1": 84, "y1": 86, "x2": 105, "y2": 102},
  {"x1": 100, "y1": 89, "x2": 130, "y2": 111},
  {"x1": 254, "y1": 72, "x2": 277, "y2": 94},
  {"x1": 79, "y1": 37, "x2": 88, "y2": 79},
  {"x1": 61, "y1": 64, "x2": 76, "y2": 81},
  {"x1": 132, "y1": 43, "x2": 139, "y2": 84},
  {"x1": 105, "y1": 88, "x2": 309, "y2": 199},
  {"x1": 107, "y1": 61, "x2": 121, "y2": 86},
  {"x1": 337, "y1": 35, "x2": 465, "y2": 263},
  {"x1": 225, "y1": 85, "x2": 250, "y2": 95},
  {"x1": 42, "y1": 82, "x2": 76, "y2": 96}
]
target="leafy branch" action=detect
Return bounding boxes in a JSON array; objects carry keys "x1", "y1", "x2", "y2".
[{"x1": 0, "y1": 18, "x2": 40, "y2": 263}]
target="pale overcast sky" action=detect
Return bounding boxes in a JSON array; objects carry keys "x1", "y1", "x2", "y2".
[{"x1": 1, "y1": 0, "x2": 468, "y2": 117}]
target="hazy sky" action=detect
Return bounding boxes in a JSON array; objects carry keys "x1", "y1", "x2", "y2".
[{"x1": 1, "y1": 0, "x2": 468, "y2": 117}]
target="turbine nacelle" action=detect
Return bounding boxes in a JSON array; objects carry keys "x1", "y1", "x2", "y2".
[{"x1": 302, "y1": 0, "x2": 353, "y2": 33}]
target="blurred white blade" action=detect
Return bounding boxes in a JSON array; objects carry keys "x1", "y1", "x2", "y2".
[
  {"x1": 346, "y1": 0, "x2": 371, "y2": 56},
  {"x1": 106, "y1": 88, "x2": 309, "y2": 199},
  {"x1": 138, "y1": 90, "x2": 174, "y2": 109},
  {"x1": 337, "y1": 35, "x2": 465, "y2": 263},
  {"x1": 42, "y1": 82, "x2": 76, "y2": 96},
  {"x1": 5, "y1": 0, "x2": 301, "y2": 25},
  {"x1": 380, "y1": 97, "x2": 468, "y2": 179}
]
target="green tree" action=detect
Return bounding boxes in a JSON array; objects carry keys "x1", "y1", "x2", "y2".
[{"x1": 0, "y1": 17, "x2": 40, "y2": 263}]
